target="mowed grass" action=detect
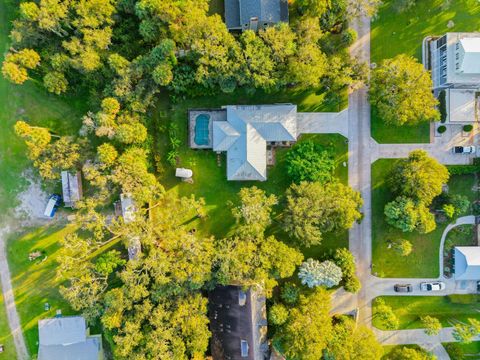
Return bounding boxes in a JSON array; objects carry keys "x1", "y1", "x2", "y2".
[
  {"x1": 370, "y1": 0, "x2": 480, "y2": 144},
  {"x1": 0, "y1": 0, "x2": 90, "y2": 356},
  {"x1": 443, "y1": 341, "x2": 480, "y2": 359},
  {"x1": 373, "y1": 295, "x2": 480, "y2": 330},
  {"x1": 371, "y1": 160, "x2": 478, "y2": 278},
  {"x1": 7, "y1": 225, "x2": 77, "y2": 356}
]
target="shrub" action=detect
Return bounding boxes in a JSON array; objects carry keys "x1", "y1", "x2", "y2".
[
  {"x1": 463, "y1": 124, "x2": 473, "y2": 132},
  {"x1": 281, "y1": 282, "x2": 300, "y2": 305},
  {"x1": 391, "y1": 239, "x2": 412, "y2": 256},
  {"x1": 268, "y1": 303, "x2": 289, "y2": 326},
  {"x1": 437, "y1": 125, "x2": 446, "y2": 133},
  {"x1": 447, "y1": 294, "x2": 479, "y2": 304},
  {"x1": 447, "y1": 165, "x2": 480, "y2": 175},
  {"x1": 438, "y1": 90, "x2": 447, "y2": 123},
  {"x1": 445, "y1": 343, "x2": 464, "y2": 360}
]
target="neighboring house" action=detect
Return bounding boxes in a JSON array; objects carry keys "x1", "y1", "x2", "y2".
[
  {"x1": 454, "y1": 246, "x2": 480, "y2": 280},
  {"x1": 209, "y1": 285, "x2": 269, "y2": 360},
  {"x1": 213, "y1": 104, "x2": 297, "y2": 181},
  {"x1": 443, "y1": 88, "x2": 478, "y2": 123},
  {"x1": 225, "y1": 0, "x2": 289, "y2": 32},
  {"x1": 426, "y1": 32, "x2": 480, "y2": 123},
  {"x1": 61, "y1": 171, "x2": 83, "y2": 208},
  {"x1": 38, "y1": 316, "x2": 103, "y2": 360}
]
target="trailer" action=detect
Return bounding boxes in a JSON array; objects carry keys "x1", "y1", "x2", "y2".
[{"x1": 43, "y1": 194, "x2": 62, "y2": 218}]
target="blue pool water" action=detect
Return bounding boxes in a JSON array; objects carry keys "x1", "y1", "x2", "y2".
[{"x1": 194, "y1": 114, "x2": 210, "y2": 146}]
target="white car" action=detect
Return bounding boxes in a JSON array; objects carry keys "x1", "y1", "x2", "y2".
[
  {"x1": 420, "y1": 282, "x2": 446, "y2": 291},
  {"x1": 453, "y1": 146, "x2": 476, "y2": 154}
]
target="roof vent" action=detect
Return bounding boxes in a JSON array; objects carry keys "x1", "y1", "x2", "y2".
[
  {"x1": 241, "y1": 340, "x2": 249, "y2": 357},
  {"x1": 238, "y1": 290, "x2": 247, "y2": 306}
]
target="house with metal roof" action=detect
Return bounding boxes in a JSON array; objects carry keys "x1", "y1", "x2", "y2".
[
  {"x1": 38, "y1": 316, "x2": 103, "y2": 360},
  {"x1": 61, "y1": 171, "x2": 83, "y2": 208},
  {"x1": 209, "y1": 285, "x2": 268, "y2": 360},
  {"x1": 224, "y1": 0, "x2": 289, "y2": 32},
  {"x1": 454, "y1": 246, "x2": 480, "y2": 280},
  {"x1": 427, "y1": 33, "x2": 480, "y2": 90},
  {"x1": 212, "y1": 104, "x2": 297, "y2": 181}
]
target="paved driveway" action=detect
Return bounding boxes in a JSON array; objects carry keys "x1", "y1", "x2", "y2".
[{"x1": 297, "y1": 110, "x2": 349, "y2": 137}]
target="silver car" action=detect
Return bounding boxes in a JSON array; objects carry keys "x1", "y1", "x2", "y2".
[{"x1": 420, "y1": 282, "x2": 446, "y2": 291}]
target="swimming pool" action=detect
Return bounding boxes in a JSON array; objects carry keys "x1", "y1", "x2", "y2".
[{"x1": 194, "y1": 114, "x2": 210, "y2": 146}]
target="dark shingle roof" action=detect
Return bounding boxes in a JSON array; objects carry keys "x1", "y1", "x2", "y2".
[{"x1": 225, "y1": 0, "x2": 289, "y2": 29}]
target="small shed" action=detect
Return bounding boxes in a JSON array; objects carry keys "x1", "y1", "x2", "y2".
[
  {"x1": 120, "y1": 193, "x2": 136, "y2": 224},
  {"x1": 61, "y1": 171, "x2": 83, "y2": 208},
  {"x1": 175, "y1": 168, "x2": 193, "y2": 179}
]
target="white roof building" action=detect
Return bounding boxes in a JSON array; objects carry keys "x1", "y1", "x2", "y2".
[
  {"x1": 120, "y1": 193, "x2": 136, "y2": 224},
  {"x1": 212, "y1": 104, "x2": 297, "y2": 181},
  {"x1": 445, "y1": 88, "x2": 478, "y2": 123},
  {"x1": 61, "y1": 171, "x2": 83, "y2": 208},
  {"x1": 454, "y1": 247, "x2": 480, "y2": 280},
  {"x1": 38, "y1": 316, "x2": 103, "y2": 360},
  {"x1": 429, "y1": 32, "x2": 480, "y2": 89}
]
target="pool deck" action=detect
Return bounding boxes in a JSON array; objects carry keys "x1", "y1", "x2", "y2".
[{"x1": 188, "y1": 109, "x2": 227, "y2": 149}]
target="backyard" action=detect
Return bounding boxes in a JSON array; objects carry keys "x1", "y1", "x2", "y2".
[
  {"x1": 370, "y1": 0, "x2": 480, "y2": 144},
  {"x1": 373, "y1": 295, "x2": 480, "y2": 330},
  {"x1": 371, "y1": 160, "x2": 478, "y2": 278}
]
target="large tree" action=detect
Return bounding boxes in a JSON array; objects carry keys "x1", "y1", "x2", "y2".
[
  {"x1": 326, "y1": 316, "x2": 383, "y2": 360},
  {"x1": 286, "y1": 141, "x2": 335, "y2": 184},
  {"x1": 283, "y1": 181, "x2": 363, "y2": 247},
  {"x1": 384, "y1": 196, "x2": 436, "y2": 234},
  {"x1": 369, "y1": 54, "x2": 440, "y2": 126},
  {"x1": 390, "y1": 150, "x2": 449, "y2": 204},
  {"x1": 275, "y1": 288, "x2": 333, "y2": 360}
]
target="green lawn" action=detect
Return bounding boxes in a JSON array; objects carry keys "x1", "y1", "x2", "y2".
[
  {"x1": 0, "y1": 0, "x2": 89, "y2": 357},
  {"x1": 373, "y1": 295, "x2": 480, "y2": 330},
  {"x1": 7, "y1": 225, "x2": 77, "y2": 356},
  {"x1": 371, "y1": 160, "x2": 478, "y2": 278},
  {"x1": 370, "y1": 0, "x2": 480, "y2": 144},
  {"x1": 443, "y1": 341, "x2": 480, "y2": 359}
]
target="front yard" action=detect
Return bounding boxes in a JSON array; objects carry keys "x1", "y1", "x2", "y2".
[
  {"x1": 371, "y1": 160, "x2": 478, "y2": 278},
  {"x1": 373, "y1": 295, "x2": 480, "y2": 330},
  {"x1": 370, "y1": 0, "x2": 480, "y2": 144},
  {"x1": 7, "y1": 225, "x2": 77, "y2": 356}
]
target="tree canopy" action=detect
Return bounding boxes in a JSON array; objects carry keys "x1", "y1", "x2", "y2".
[
  {"x1": 286, "y1": 141, "x2": 335, "y2": 184},
  {"x1": 369, "y1": 54, "x2": 440, "y2": 126},
  {"x1": 284, "y1": 181, "x2": 363, "y2": 247}
]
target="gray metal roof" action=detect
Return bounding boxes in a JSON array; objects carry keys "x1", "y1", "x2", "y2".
[
  {"x1": 38, "y1": 337, "x2": 102, "y2": 360},
  {"x1": 39, "y1": 317, "x2": 87, "y2": 346},
  {"x1": 38, "y1": 317, "x2": 102, "y2": 360},
  {"x1": 212, "y1": 104, "x2": 297, "y2": 181},
  {"x1": 454, "y1": 247, "x2": 480, "y2": 280},
  {"x1": 61, "y1": 171, "x2": 83, "y2": 207},
  {"x1": 120, "y1": 193, "x2": 136, "y2": 224},
  {"x1": 225, "y1": 0, "x2": 289, "y2": 29}
]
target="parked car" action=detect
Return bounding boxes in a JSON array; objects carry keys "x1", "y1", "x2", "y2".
[
  {"x1": 43, "y1": 194, "x2": 62, "y2": 218},
  {"x1": 477, "y1": 281, "x2": 480, "y2": 292},
  {"x1": 453, "y1": 146, "x2": 476, "y2": 154},
  {"x1": 394, "y1": 284, "x2": 413, "y2": 293},
  {"x1": 420, "y1": 282, "x2": 446, "y2": 291}
]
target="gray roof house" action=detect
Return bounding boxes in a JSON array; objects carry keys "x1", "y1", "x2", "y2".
[
  {"x1": 209, "y1": 285, "x2": 268, "y2": 360},
  {"x1": 212, "y1": 104, "x2": 297, "y2": 181},
  {"x1": 454, "y1": 246, "x2": 480, "y2": 280},
  {"x1": 225, "y1": 0, "x2": 289, "y2": 31},
  {"x1": 38, "y1": 316, "x2": 103, "y2": 360},
  {"x1": 61, "y1": 171, "x2": 83, "y2": 208}
]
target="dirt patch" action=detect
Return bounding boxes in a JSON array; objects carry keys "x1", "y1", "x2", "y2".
[{"x1": 14, "y1": 172, "x2": 49, "y2": 227}]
